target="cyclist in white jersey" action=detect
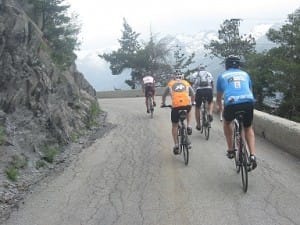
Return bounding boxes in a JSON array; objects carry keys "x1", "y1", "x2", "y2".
[
  {"x1": 190, "y1": 65, "x2": 214, "y2": 130},
  {"x1": 142, "y1": 74, "x2": 156, "y2": 113}
]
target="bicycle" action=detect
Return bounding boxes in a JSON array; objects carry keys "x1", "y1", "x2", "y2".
[
  {"x1": 232, "y1": 111, "x2": 251, "y2": 193},
  {"x1": 199, "y1": 97, "x2": 211, "y2": 140},
  {"x1": 162, "y1": 105, "x2": 190, "y2": 165},
  {"x1": 146, "y1": 92, "x2": 154, "y2": 118}
]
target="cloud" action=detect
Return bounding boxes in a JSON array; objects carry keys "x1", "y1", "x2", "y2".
[
  {"x1": 68, "y1": 0, "x2": 300, "y2": 91},
  {"x1": 75, "y1": 52, "x2": 131, "y2": 91}
]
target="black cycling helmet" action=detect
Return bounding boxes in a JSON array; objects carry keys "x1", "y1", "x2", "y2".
[{"x1": 225, "y1": 55, "x2": 240, "y2": 69}]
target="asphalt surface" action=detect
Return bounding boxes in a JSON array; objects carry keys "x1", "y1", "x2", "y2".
[{"x1": 5, "y1": 97, "x2": 300, "y2": 225}]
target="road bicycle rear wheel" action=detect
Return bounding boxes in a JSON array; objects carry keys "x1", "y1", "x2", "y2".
[
  {"x1": 147, "y1": 96, "x2": 154, "y2": 118},
  {"x1": 233, "y1": 125, "x2": 240, "y2": 173},
  {"x1": 240, "y1": 150, "x2": 248, "y2": 193},
  {"x1": 182, "y1": 144, "x2": 189, "y2": 165},
  {"x1": 204, "y1": 114, "x2": 210, "y2": 140},
  {"x1": 181, "y1": 128, "x2": 189, "y2": 165},
  {"x1": 235, "y1": 150, "x2": 241, "y2": 173},
  {"x1": 200, "y1": 112, "x2": 205, "y2": 134}
]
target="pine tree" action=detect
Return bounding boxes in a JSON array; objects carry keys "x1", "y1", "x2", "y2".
[
  {"x1": 28, "y1": 0, "x2": 80, "y2": 67},
  {"x1": 204, "y1": 18, "x2": 256, "y2": 59},
  {"x1": 265, "y1": 8, "x2": 300, "y2": 121}
]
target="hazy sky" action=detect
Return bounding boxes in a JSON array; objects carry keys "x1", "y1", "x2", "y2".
[
  {"x1": 66, "y1": 0, "x2": 299, "y2": 91},
  {"x1": 68, "y1": 0, "x2": 299, "y2": 56}
]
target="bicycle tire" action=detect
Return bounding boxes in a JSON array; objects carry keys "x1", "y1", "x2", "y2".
[
  {"x1": 181, "y1": 127, "x2": 189, "y2": 165},
  {"x1": 147, "y1": 96, "x2": 154, "y2": 118},
  {"x1": 238, "y1": 126, "x2": 248, "y2": 192},
  {"x1": 235, "y1": 150, "x2": 241, "y2": 173},
  {"x1": 200, "y1": 110, "x2": 205, "y2": 134},
  {"x1": 182, "y1": 144, "x2": 189, "y2": 165},
  {"x1": 233, "y1": 122, "x2": 240, "y2": 173},
  {"x1": 204, "y1": 114, "x2": 210, "y2": 140},
  {"x1": 177, "y1": 126, "x2": 181, "y2": 154},
  {"x1": 241, "y1": 150, "x2": 248, "y2": 192}
]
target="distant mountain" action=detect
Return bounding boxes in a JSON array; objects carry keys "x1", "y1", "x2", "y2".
[
  {"x1": 76, "y1": 24, "x2": 279, "y2": 91},
  {"x1": 172, "y1": 23, "x2": 277, "y2": 77}
]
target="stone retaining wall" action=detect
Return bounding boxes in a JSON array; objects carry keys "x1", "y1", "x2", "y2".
[{"x1": 97, "y1": 89, "x2": 300, "y2": 158}]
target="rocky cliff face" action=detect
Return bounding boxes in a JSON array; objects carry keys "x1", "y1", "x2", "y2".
[{"x1": 0, "y1": 0, "x2": 101, "y2": 221}]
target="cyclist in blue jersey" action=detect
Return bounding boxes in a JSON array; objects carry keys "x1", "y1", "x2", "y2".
[{"x1": 216, "y1": 55, "x2": 257, "y2": 170}]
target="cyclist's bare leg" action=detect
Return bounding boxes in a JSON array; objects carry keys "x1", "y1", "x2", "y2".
[
  {"x1": 172, "y1": 122, "x2": 179, "y2": 146},
  {"x1": 145, "y1": 97, "x2": 149, "y2": 112},
  {"x1": 187, "y1": 110, "x2": 192, "y2": 128},
  {"x1": 244, "y1": 126, "x2": 256, "y2": 155},
  {"x1": 208, "y1": 101, "x2": 214, "y2": 116},
  {"x1": 223, "y1": 120, "x2": 233, "y2": 150},
  {"x1": 219, "y1": 108, "x2": 223, "y2": 121}
]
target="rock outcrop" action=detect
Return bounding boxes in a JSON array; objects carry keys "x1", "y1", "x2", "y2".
[{"x1": 0, "y1": 0, "x2": 101, "y2": 221}]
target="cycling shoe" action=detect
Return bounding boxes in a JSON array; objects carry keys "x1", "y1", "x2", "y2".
[
  {"x1": 173, "y1": 145, "x2": 180, "y2": 155},
  {"x1": 187, "y1": 127, "x2": 192, "y2": 135},
  {"x1": 226, "y1": 150, "x2": 235, "y2": 159},
  {"x1": 250, "y1": 155, "x2": 257, "y2": 170}
]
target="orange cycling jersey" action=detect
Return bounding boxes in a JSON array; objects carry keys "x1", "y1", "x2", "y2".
[{"x1": 168, "y1": 79, "x2": 191, "y2": 108}]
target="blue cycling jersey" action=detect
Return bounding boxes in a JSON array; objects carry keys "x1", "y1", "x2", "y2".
[{"x1": 216, "y1": 68, "x2": 255, "y2": 106}]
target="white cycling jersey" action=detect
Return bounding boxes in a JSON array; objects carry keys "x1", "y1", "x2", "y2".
[
  {"x1": 143, "y1": 76, "x2": 154, "y2": 84},
  {"x1": 191, "y1": 70, "x2": 213, "y2": 90}
]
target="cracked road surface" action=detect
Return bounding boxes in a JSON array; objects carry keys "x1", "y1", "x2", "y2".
[{"x1": 5, "y1": 97, "x2": 300, "y2": 225}]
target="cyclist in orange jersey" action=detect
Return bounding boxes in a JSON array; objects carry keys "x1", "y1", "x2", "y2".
[{"x1": 161, "y1": 71, "x2": 195, "y2": 154}]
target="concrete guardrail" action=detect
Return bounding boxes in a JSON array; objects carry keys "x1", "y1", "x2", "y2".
[{"x1": 97, "y1": 89, "x2": 300, "y2": 158}]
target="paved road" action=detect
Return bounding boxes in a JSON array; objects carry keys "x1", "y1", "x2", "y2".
[{"x1": 5, "y1": 97, "x2": 300, "y2": 225}]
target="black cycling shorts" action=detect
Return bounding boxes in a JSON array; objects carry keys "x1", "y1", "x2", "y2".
[
  {"x1": 223, "y1": 102, "x2": 254, "y2": 127},
  {"x1": 145, "y1": 85, "x2": 155, "y2": 97},
  {"x1": 195, "y1": 88, "x2": 213, "y2": 107},
  {"x1": 171, "y1": 105, "x2": 192, "y2": 123}
]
